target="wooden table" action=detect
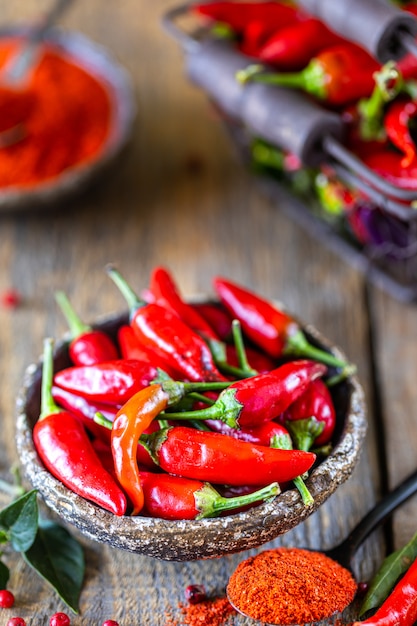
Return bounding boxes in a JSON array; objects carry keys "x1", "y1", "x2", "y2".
[{"x1": 1, "y1": 1, "x2": 417, "y2": 624}]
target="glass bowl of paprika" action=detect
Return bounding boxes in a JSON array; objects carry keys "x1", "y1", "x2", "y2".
[
  {"x1": 0, "y1": 26, "x2": 136, "y2": 212},
  {"x1": 15, "y1": 274, "x2": 367, "y2": 562}
]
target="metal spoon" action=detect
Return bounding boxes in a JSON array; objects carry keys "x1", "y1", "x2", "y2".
[
  {"x1": 227, "y1": 468, "x2": 417, "y2": 625},
  {"x1": 0, "y1": 0, "x2": 74, "y2": 147},
  {"x1": 1, "y1": 0, "x2": 74, "y2": 87}
]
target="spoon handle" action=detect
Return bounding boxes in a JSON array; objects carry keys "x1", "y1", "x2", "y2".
[
  {"x1": 3, "y1": 0, "x2": 74, "y2": 85},
  {"x1": 342, "y1": 468, "x2": 417, "y2": 558}
]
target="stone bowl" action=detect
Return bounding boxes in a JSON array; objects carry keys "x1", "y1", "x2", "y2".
[
  {"x1": 0, "y1": 27, "x2": 136, "y2": 213},
  {"x1": 15, "y1": 309, "x2": 367, "y2": 561}
]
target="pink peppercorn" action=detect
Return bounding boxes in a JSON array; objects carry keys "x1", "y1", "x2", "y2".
[
  {"x1": 185, "y1": 584, "x2": 207, "y2": 604},
  {"x1": 1, "y1": 289, "x2": 21, "y2": 308},
  {"x1": 7, "y1": 619, "x2": 26, "y2": 626},
  {"x1": 50, "y1": 613, "x2": 70, "y2": 626},
  {"x1": 0, "y1": 589, "x2": 15, "y2": 608}
]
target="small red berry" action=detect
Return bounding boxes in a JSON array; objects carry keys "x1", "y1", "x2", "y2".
[
  {"x1": 1, "y1": 289, "x2": 21, "y2": 309},
  {"x1": 0, "y1": 589, "x2": 15, "y2": 608},
  {"x1": 50, "y1": 613, "x2": 70, "y2": 626},
  {"x1": 356, "y1": 581, "x2": 370, "y2": 597},
  {"x1": 185, "y1": 584, "x2": 207, "y2": 604},
  {"x1": 7, "y1": 619, "x2": 26, "y2": 626},
  {"x1": 102, "y1": 621, "x2": 119, "y2": 626}
]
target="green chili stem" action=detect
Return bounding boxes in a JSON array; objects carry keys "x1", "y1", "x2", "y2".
[
  {"x1": 187, "y1": 392, "x2": 217, "y2": 405},
  {"x1": 271, "y1": 433, "x2": 314, "y2": 506},
  {"x1": 236, "y1": 61, "x2": 327, "y2": 100},
  {"x1": 106, "y1": 264, "x2": 144, "y2": 314},
  {"x1": 40, "y1": 338, "x2": 61, "y2": 419},
  {"x1": 251, "y1": 139, "x2": 285, "y2": 171},
  {"x1": 358, "y1": 61, "x2": 402, "y2": 140},
  {"x1": 55, "y1": 291, "x2": 90, "y2": 339},
  {"x1": 95, "y1": 412, "x2": 113, "y2": 430},
  {"x1": 196, "y1": 482, "x2": 280, "y2": 519},
  {"x1": 231, "y1": 319, "x2": 257, "y2": 376},
  {"x1": 285, "y1": 329, "x2": 352, "y2": 372},
  {"x1": 292, "y1": 476, "x2": 314, "y2": 506}
]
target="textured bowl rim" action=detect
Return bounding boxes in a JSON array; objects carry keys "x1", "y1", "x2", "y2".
[
  {"x1": 15, "y1": 307, "x2": 367, "y2": 561},
  {"x1": 0, "y1": 27, "x2": 136, "y2": 212}
]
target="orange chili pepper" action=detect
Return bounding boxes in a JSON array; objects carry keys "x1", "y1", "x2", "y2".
[{"x1": 111, "y1": 384, "x2": 170, "y2": 515}]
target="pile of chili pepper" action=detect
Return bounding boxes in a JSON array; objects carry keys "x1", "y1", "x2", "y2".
[
  {"x1": 192, "y1": 1, "x2": 417, "y2": 261},
  {"x1": 0, "y1": 37, "x2": 112, "y2": 189},
  {"x1": 32, "y1": 266, "x2": 355, "y2": 520}
]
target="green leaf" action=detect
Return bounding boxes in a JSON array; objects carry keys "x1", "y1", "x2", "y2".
[
  {"x1": 359, "y1": 530, "x2": 417, "y2": 616},
  {"x1": 23, "y1": 519, "x2": 85, "y2": 613},
  {"x1": 0, "y1": 489, "x2": 38, "y2": 552},
  {"x1": 0, "y1": 559, "x2": 9, "y2": 588}
]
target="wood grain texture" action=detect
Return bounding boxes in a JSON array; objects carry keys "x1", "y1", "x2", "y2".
[{"x1": 0, "y1": 0, "x2": 410, "y2": 624}]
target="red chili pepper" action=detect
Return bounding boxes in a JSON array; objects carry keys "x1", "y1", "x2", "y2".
[
  {"x1": 363, "y1": 149, "x2": 417, "y2": 190},
  {"x1": 191, "y1": 302, "x2": 233, "y2": 340},
  {"x1": 192, "y1": 391, "x2": 314, "y2": 505},
  {"x1": 165, "y1": 360, "x2": 326, "y2": 428},
  {"x1": 213, "y1": 276, "x2": 352, "y2": 371},
  {"x1": 141, "y1": 425, "x2": 316, "y2": 486},
  {"x1": 258, "y1": 18, "x2": 345, "y2": 71},
  {"x1": 107, "y1": 265, "x2": 226, "y2": 382},
  {"x1": 117, "y1": 324, "x2": 180, "y2": 378},
  {"x1": 280, "y1": 379, "x2": 336, "y2": 450},
  {"x1": 55, "y1": 291, "x2": 119, "y2": 366},
  {"x1": 384, "y1": 97, "x2": 417, "y2": 168},
  {"x1": 238, "y1": 43, "x2": 380, "y2": 107},
  {"x1": 33, "y1": 338, "x2": 127, "y2": 516},
  {"x1": 352, "y1": 555, "x2": 417, "y2": 626},
  {"x1": 149, "y1": 266, "x2": 218, "y2": 340},
  {"x1": 53, "y1": 359, "x2": 159, "y2": 405},
  {"x1": 51, "y1": 384, "x2": 118, "y2": 442},
  {"x1": 192, "y1": 2, "x2": 302, "y2": 36},
  {"x1": 139, "y1": 470, "x2": 279, "y2": 520}
]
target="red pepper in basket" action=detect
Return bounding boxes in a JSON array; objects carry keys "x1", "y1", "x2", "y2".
[
  {"x1": 165, "y1": 360, "x2": 326, "y2": 428},
  {"x1": 106, "y1": 265, "x2": 226, "y2": 382},
  {"x1": 352, "y1": 555, "x2": 417, "y2": 626},
  {"x1": 33, "y1": 338, "x2": 127, "y2": 516},
  {"x1": 55, "y1": 291, "x2": 119, "y2": 366},
  {"x1": 117, "y1": 324, "x2": 180, "y2": 377},
  {"x1": 281, "y1": 379, "x2": 336, "y2": 450},
  {"x1": 192, "y1": 2, "x2": 302, "y2": 36},
  {"x1": 237, "y1": 43, "x2": 380, "y2": 107},
  {"x1": 258, "y1": 18, "x2": 345, "y2": 71},
  {"x1": 51, "y1": 384, "x2": 118, "y2": 442},
  {"x1": 191, "y1": 302, "x2": 233, "y2": 340},
  {"x1": 139, "y1": 470, "x2": 279, "y2": 520},
  {"x1": 149, "y1": 266, "x2": 218, "y2": 340},
  {"x1": 149, "y1": 266, "x2": 258, "y2": 378},
  {"x1": 53, "y1": 359, "x2": 159, "y2": 405},
  {"x1": 384, "y1": 97, "x2": 417, "y2": 168},
  {"x1": 213, "y1": 276, "x2": 352, "y2": 372},
  {"x1": 141, "y1": 425, "x2": 316, "y2": 486},
  {"x1": 363, "y1": 149, "x2": 417, "y2": 190},
  {"x1": 201, "y1": 418, "x2": 314, "y2": 505}
]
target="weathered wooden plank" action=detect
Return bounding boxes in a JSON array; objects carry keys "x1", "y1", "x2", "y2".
[{"x1": 0, "y1": 1, "x2": 383, "y2": 623}]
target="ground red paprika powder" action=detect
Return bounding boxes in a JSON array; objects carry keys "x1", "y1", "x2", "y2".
[
  {"x1": 227, "y1": 547, "x2": 357, "y2": 624},
  {"x1": 0, "y1": 36, "x2": 111, "y2": 188},
  {"x1": 177, "y1": 597, "x2": 236, "y2": 625}
]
